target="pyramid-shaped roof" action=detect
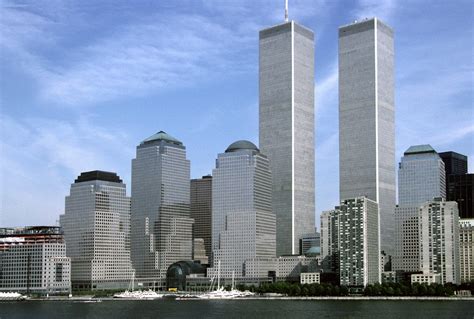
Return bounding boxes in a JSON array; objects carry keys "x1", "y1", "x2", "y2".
[
  {"x1": 404, "y1": 144, "x2": 436, "y2": 155},
  {"x1": 141, "y1": 131, "x2": 183, "y2": 146}
]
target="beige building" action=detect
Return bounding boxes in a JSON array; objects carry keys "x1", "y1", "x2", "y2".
[{"x1": 460, "y1": 219, "x2": 474, "y2": 283}]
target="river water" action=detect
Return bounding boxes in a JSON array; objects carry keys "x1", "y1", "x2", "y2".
[{"x1": 1, "y1": 299, "x2": 473, "y2": 319}]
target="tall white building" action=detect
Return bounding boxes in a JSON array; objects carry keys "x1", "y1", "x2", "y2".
[
  {"x1": 459, "y1": 219, "x2": 473, "y2": 283},
  {"x1": 394, "y1": 145, "x2": 446, "y2": 272},
  {"x1": 209, "y1": 140, "x2": 276, "y2": 278},
  {"x1": 0, "y1": 226, "x2": 71, "y2": 294},
  {"x1": 339, "y1": 18, "x2": 396, "y2": 255},
  {"x1": 131, "y1": 131, "x2": 193, "y2": 283},
  {"x1": 60, "y1": 171, "x2": 134, "y2": 290},
  {"x1": 259, "y1": 17, "x2": 315, "y2": 256},
  {"x1": 419, "y1": 198, "x2": 460, "y2": 284},
  {"x1": 321, "y1": 197, "x2": 380, "y2": 286}
]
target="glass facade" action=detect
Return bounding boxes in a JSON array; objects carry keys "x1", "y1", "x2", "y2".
[
  {"x1": 209, "y1": 141, "x2": 276, "y2": 279},
  {"x1": 130, "y1": 132, "x2": 193, "y2": 282}
]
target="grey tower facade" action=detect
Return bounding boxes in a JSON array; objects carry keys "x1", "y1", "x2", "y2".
[
  {"x1": 60, "y1": 171, "x2": 134, "y2": 290},
  {"x1": 339, "y1": 18, "x2": 396, "y2": 255},
  {"x1": 259, "y1": 21, "x2": 315, "y2": 256},
  {"x1": 131, "y1": 131, "x2": 193, "y2": 282},
  {"x1": 210, "y1": 140, "x2": 276, "y2": 278}
]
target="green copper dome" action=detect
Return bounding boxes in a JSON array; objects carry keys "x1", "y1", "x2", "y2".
[
  {"x1": 225, "y1": 140, "x2": 259, "y2": 153},
  {"x1": 141, "y1": 131, "x2": 183, "y2": 146}
]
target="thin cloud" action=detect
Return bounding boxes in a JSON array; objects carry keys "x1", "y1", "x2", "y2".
[
  {"x1": 0, "y1": 114, "x2": 134, "y2": 226},
  {"x1": 353, "y1": 0, "x2": 397, "y2": 21}
]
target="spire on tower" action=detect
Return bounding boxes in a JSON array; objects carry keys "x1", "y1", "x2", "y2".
[{"x1": 285, "y1": 0, "x2": 289, "y2": 22}]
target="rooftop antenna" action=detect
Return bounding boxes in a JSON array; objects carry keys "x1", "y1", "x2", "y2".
[{"x1": 285, "y1": 0, "x2": 289, "y2": 22}]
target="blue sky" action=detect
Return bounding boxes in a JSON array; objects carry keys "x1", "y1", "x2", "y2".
[{"x1": 1, "y1": 0, "x2": 473, "y2": 227}]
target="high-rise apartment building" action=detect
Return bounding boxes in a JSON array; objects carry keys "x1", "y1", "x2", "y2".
[
  {"x1": 338, "y1": 18, "x2": 396, "y2": 255},
  {"x1": 321, "y1": 197, "x2": 380, "y2": 286},
  {"x1": 209, "y1": 140, "x2": 276, "y2": 278},
  {"x1": 419, "y1": 198, "x2": 460, "y2": 284},
  {"x1": 394, "y1": 145, "x2": 446, "y2": 272},
  {"x1": 459, "y1": 219, "x2": 474, "y2": 283},
  {"x1": 259, "y1": 19, "x2": 315, "y2": 255},
  {"x1": 60, "y1": 171, "x2": 134, "y2": 290},
  {"x1": 190, "y1": 175, "x2": 212, "y2": 260},
  {"x1": 0, "y1": 226, "x2": 71, "y2": 294},
  {"x1": 131, "y1": 131, "x2": 194, "y2": 283}
]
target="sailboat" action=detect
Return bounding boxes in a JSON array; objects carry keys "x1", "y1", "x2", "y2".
[
  {"x1": 197, "y1": 262, "x2": 254, "y2": 299},
  {"x1": 113, "y1": 271, "x2": 163, "y2": 299}
]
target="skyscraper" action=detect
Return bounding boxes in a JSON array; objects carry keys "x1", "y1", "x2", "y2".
[
  {"x1": 338, "y1": 18, "x2": 396, "y2": 255},
  {"x1": 130, "y1": 131, "x2": 194, "y2": 284},
  {"x1": 393, "y1": 145, "x2": 446, "y2": 272},
  {"x1": 209, "y1": 140, "x2": 276, "y2": 278},
  {"x1": 398, "y1": 145, "x2": 446, "y2": 206},
  {"x1": 190, "y1": 175, "x2": 212, "y2": 261},
  {"x1": 259, "y1": 18, "x2": 315, "y2": 256},
  {"x1": 440, "y1": 151, "x2": 473, "y2": 219},
  {"x1": 439, "y1": 151, "x2": 468, "y2": 175},
  {"x1": 60, "y1": 171, "x2": 134, "y2": 290}
]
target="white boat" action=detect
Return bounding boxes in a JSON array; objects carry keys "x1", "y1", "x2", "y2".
[
  {"x1": 113, "y1": 270, "x2": 164, "y2": 299},
  {"x1": 197, "y1": 263, "x2": 255, "y2": 299},
  {"x1": 0, "y1": 292, "x2": 27, "y2": 301},
  {"x1": 113, "y1": 289, "x2": 164, "y2": 299}
]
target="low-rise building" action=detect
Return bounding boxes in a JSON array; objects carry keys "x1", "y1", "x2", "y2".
[
  {"x1": 0, "y1": 226, "x2": 71, "y2": 294},
  {"x1": 300, "y1": 272, "x2": 320, "y2": 284},
  {"x1": 411, "y1": 273, "x2": 441, "y2": 285}
]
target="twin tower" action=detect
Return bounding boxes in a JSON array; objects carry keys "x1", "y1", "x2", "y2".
[{"x1": 261, "y1": 17, "x2": 395, "y2": 257}]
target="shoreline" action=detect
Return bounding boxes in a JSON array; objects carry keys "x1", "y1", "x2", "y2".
[{"x1": 18, "y1": 296, "x2": 474, "y2": 302}]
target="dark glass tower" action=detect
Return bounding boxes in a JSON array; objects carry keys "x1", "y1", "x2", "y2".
[
  {"x1": 439, "y1": 151, "x2": 472, "y2": 219},
  {"x1": 439, "y1": 151, "x2": 468, "y2": 175}
]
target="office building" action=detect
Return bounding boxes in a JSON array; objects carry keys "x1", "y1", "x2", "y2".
[
  {"x1": 393, "y1": 145, "x2": 446, "y2": 272},
  {"x1": 439, "y1": 151, "x2": 468, "y2": 175},
  {"x1": 446, "y1": 174, "x2": 474, "y2": 219},
  {"x1": 60, "y1": 171, "x2": 134, "y2": 290},
  {"x1": 209, "y1": 140, "x2": 276, "y2": 278},
  {"x1": 338, "y1": 18, "x2": 396, "y2": 255},
  {"x1": 259, "y1": 18, "x2": 315, "y2": 255},
  {"x1": 459, "y1": 219, "x2": 474, "y2": 283},
  {"x1": 131, "y1": 131, "x2": 194, "y2": 283},
  {"x1": 300, "y1": 231, "x2": 320, "y2": 256},
  {"x1": 190, "y1": 175, "x2": 212, "y2": 259},
  {"x1": 419, "y1": 198, "x2": 460, "y2": 284},
  {"x1": 397, "y1": 145, "x2": 446, "y2": 206},
  {"x1": 0, "y1": 226, "x2": 71, "y2": 294}
]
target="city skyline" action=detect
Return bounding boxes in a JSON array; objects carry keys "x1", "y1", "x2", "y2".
[{"x1": 1, "y1": 0, "x2": 473, "y2": 227}]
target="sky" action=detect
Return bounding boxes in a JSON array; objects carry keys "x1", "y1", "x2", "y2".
[{"x1": 1, "y1": 0, "x2": 473, "y2": 228}]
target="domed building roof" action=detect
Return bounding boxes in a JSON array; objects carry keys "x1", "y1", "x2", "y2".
[
  {"x1": 141, "y1": 131, "x2": 183, "y2": 146},
  {"x1": 225, "y1": 140, "x2": 259, "y2": 153}
]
